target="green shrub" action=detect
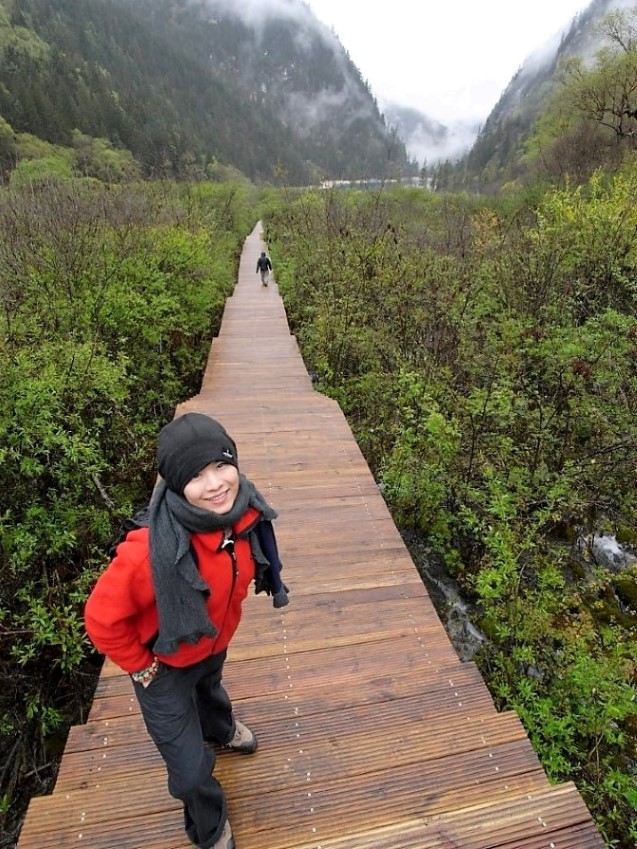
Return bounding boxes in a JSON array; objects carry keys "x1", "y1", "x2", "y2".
[{"x1": 0, "y1": 177, "x2": 253, "y2": 844}]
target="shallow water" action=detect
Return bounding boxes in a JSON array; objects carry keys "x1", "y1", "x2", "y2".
[{"x1": 400, "y1": 528, "x2": 486, "y2": 662}]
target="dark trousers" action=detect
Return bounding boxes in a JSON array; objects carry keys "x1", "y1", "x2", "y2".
[{"x1": 132, "y1": 651, "x2": 236, "y2": 849}]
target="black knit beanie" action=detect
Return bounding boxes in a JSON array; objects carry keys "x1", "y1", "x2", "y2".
[{"x1": 157, "y1": 412, "x2": 238, "y2": 494}]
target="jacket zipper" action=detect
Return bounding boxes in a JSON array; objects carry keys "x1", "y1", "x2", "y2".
[{"x1": 215, "y1": 536, "x2": 238, "y2": 647}]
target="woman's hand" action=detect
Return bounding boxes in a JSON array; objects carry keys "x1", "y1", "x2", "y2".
[{"x1": 131, "y1": 656, "x2": 160, "y2": 688}]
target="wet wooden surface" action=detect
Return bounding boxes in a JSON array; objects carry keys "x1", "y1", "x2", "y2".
[{"x1": 17, "y1": 223, "x2": 605, "y2": 849}]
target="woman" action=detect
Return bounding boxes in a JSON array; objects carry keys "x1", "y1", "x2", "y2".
[{"x1": 85, "y1": 412, "x2": 288, "y2": 849}]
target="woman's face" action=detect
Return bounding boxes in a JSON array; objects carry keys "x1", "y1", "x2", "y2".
[{"x1": 182, "y1": 462, "x2": 240, "y2": 514}]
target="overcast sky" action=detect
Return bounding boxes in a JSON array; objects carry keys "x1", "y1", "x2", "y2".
[{"x1": 305, "y1": 0, "x2": 594, "y2": 125}]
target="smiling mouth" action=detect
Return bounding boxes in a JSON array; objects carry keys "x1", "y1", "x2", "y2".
[{"x1": 208, "y1": 491, "x2": 228, "y2": 503}]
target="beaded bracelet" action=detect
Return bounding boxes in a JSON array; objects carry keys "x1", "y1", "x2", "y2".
[{"x1": 131, "y1": 656, "x2": 159, "y2": 684}]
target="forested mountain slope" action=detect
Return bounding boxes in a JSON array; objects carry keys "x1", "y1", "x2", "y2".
[
  {"x1": 0, "y1": 0, "x2": 415, "y2": 184},
  {"x1": 448, "y1": 0, "x2": 637, "y2": 191}
]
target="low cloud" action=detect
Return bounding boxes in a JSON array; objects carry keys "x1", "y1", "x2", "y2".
[
  {"x1": 382, "y1": 102, "x2": 480, "y2": 165},
  {"x1": 202, "y1": 0, "x2": 335, "y2": 40},
  {"x1": 407, "y1": 121, "x2": 480, "y2": 165}
]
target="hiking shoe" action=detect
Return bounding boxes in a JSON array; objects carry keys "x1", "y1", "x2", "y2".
[
  {"x1": 211, "y1": 819, "x2": 234, "y2": 849},
  {"x1": 222, "y1": 720, "x2": 258, "y2": 754}
]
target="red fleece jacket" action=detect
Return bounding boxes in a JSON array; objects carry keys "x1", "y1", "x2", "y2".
[{"x1": 84, "y1": 508, "x2": 259, "y2": 674}]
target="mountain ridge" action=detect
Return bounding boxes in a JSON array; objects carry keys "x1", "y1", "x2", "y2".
[
  {"x1": 0, "y1": 0, "x2": 417, "y2": 184},
  {"x1": 456, "y1": 0, "x2": 637, "y2": 189}
]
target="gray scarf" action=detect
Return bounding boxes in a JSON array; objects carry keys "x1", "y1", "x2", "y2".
[{"x1": 149, "y1": 474, "x2": 277, "y2": 656}]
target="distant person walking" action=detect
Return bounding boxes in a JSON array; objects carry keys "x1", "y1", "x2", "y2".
[{"x1": 256, "y1": 251, "x2": 272, "y2": 286}]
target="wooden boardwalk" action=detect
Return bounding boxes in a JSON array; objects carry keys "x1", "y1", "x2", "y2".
[{"x1": 16, "y1": 223, "x2": 605, "y2": 849}]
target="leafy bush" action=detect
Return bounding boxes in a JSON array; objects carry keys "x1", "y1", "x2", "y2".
[
  {"x1": 0, "y1": 177, "x2": 253, "y2": 845},
  {"x1": 265, "y1": 178, "x2": 637, "y2": 845}
]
